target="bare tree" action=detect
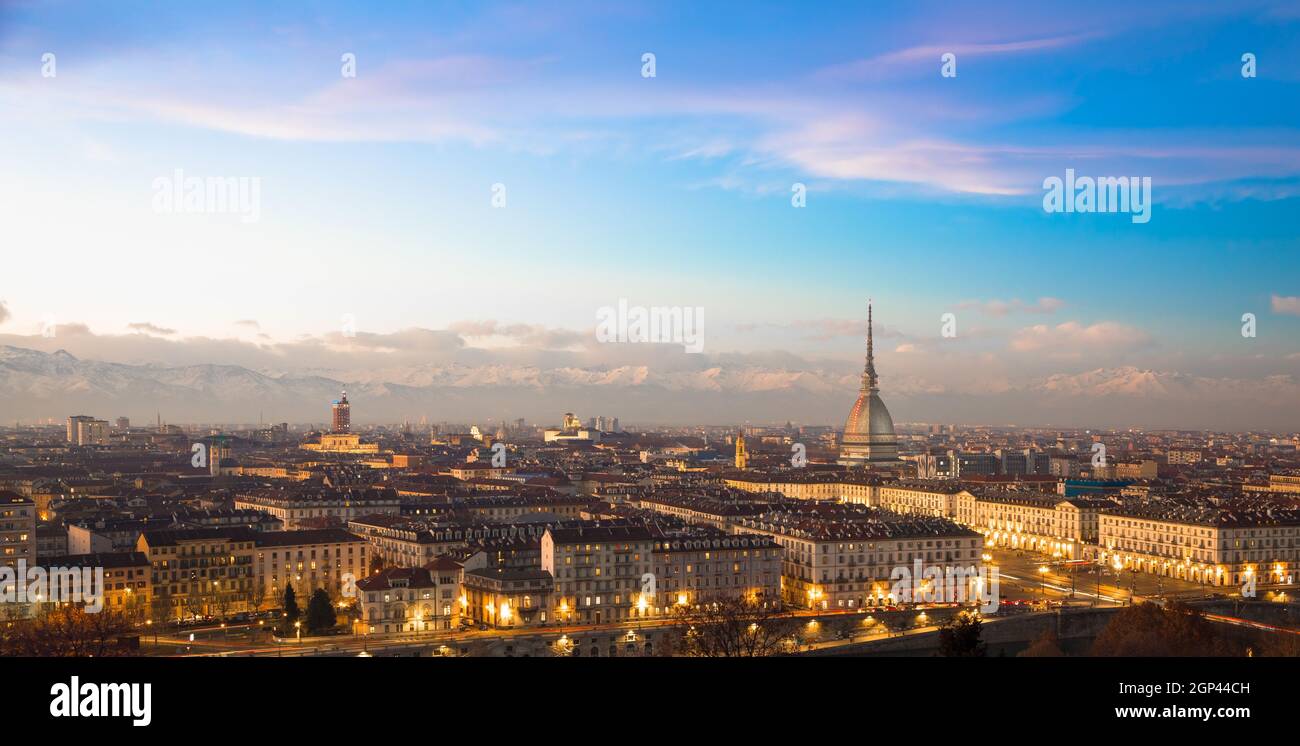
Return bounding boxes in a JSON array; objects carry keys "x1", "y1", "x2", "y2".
[
  {"x1": 213, "y1": 589, "x2": 234, "y2": 621},
  {"x1": 666, "y1": 594, "x2": 801, "y2": 657},
  {"x1": 182, "y1": 589, "x2": 208, "y2": 622},
  {"x1": 121, "y1": 592, "x2": 148, "y2": 627},
  {"x1": 247, "y1": 582, "x2": 267, "y2": 615},
  {"x1": 149, "y1": 594, "x2": 175, "y2": 626},
  {"x1": 2, "y1": 605, "x2": 134, "y2": 657}
]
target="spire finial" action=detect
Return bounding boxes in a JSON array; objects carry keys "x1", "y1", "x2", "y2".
[{"x1": 862, "y1": 299, "x2": 878, "y2": 391}]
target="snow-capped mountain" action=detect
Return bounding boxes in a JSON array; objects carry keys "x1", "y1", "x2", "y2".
[{"x1": 0, "y1": 346, "x2": 1294, "y2": 429}]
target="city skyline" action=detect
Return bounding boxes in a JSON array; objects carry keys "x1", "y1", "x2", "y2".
[
  {"x1": 1, "y1": 1, "x2": 1299, "y2": 430},
  {"x1": 4, "y1": 3, "x2": 1300, "y2": 709}
]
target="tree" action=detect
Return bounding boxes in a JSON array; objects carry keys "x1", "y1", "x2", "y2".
[
  {"x1": 122, "y1": 592, "x2": 148, "y2": 627},
  {"x1": 247, "y1": 582, "x2": 267, "y2": 615},
  {"x1": 938, "y1": 610, "x2": 986, "y2": 657},
  {"x1": 182, "y1": 590, "x2": 207, "y2": 622},
  {"x1": 1091, "y1": 601, "x2": 1240, "y2": 657},
  {"x1": 282, "y1": 583, "x2": 301, "y2": 626},
  {"x1": 1019, "y1": 628, "x2": 1065, "y2": 657},
  {"x1": 305, "y1": 588, "x2": 336, "y2": 634},
  {"x1": 369, "y1": 554, "x2": 386, "y2": 575},
  {"x1": 1, "y1": 605, "x2": 134, "y2": 657},
  {"x1": 666, "y1": 594, "x2": 800, "y2": 657},
  {"x1": 1256, "y1": 632, "x2": 1300, "y2": 657},
  {"x1": 149, "y1": 594, "x2": 175, "y2": 626},
  {"x1": 213, "y1": 589, "x2": 234, "y2": 620}
]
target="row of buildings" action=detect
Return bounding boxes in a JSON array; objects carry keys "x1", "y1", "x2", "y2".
[{"x1": 719, "y1": 472, "x2": 1300, "y2": 588}]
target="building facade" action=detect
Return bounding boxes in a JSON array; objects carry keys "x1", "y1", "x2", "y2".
[
  {"x1": 0, "y1": 493, "x2": 36, "y2": 572},
  {"x1": 1098, "y1": 506, "x2": 1300, "y2": 587},
  {"x1": 542, "y1": 525, "x2": 654, "y2": 625},
  {"x1": 355, "y1": 558, "x2": 464, "y2": 634}
]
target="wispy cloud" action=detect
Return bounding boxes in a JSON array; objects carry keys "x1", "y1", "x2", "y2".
[
  {"x1": 1010, "y1": 321, "x2": 1153, "y2": 354},
  {"x1": 127, "y1": 322, "x2": 176, "y2": 336},
  {"x1": 448, "y1": 320, "x2": 587, "y2": 350},
  {"x1": 816, "y1": 32, "x2": 1104, "y2": 80},
  {"x1": 958, "y1": 297, "x2": 1066, "y2": 317}
]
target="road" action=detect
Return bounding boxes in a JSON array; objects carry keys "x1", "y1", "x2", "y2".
[{"x1": 990, "y1": 550, "x2": 1234, "y2": 606}]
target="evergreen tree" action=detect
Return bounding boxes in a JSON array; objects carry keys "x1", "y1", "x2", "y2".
[
  {"x1": 282, "y1": 583, "x2": 301, "y2": 626},
  {"x1": 939, "y1": 610, "x2": 986, "y2": 657},
  {"x1": 305, "y1": 589, "x2": 336, "y2": 634}
]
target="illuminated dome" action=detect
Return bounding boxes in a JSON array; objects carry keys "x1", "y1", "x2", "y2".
[{"x1": 839, "y1": 302, "x2": 899, "y2": 467}]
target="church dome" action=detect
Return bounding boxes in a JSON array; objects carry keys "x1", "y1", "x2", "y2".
[
  {"x1": 838, "y1": 302, "x2": 899, "y2": 467},
  {"x1": 844, "y1": 391, "x2": 895, "y2": 437}
]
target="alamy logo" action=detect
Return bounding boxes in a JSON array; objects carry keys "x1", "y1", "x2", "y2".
[
  {"x1": 1042, "y1": 168, "x2": 1151, "y2": 224},
  {"x1": 640, "y1": 572, "x2": 656, "y2": 599},
  {"x1": 790, "y1": 442, "x2": 807, "y2": 468},
  {"x1": 1241, "y1": 568, "x2": 1256, "y2": 598},
  {"x1": 889, "y1": 560, "x2": 1000, "y2": 613},
  {"x1": 50, "y1": 676, "x2": 151, "y2": 727},
  {"x1": 1091, "y1": 442, "x2": 1107, "y2": 469},
  {"x1": 152, "y1": 168, "x2": 261, "y2": 223},
  {"x1": 341, "y1": 572, "x2": 357, "y2": 599},
  {"x1": 0, "y1": 560, "x2": 104, "y2": 612},
  {"x1": 595, "y1": 299, "x2": 704, "y2": 353}
]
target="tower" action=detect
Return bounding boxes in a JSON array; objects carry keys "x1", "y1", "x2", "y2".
[
  {"x1": 838, "y1": 300, "x2": 899, "y2": 467},
  {"x1": 209, "y1": 436, "x2": 230, "y2": 477},
  {"x1": 735, "y1": 431, "x2": 749, "y2": 469},
  {"x1": 332, "y1": 391, "x2": 351, "y2": 434}
]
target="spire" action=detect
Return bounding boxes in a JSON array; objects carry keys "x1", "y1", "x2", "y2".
[{"x1": 862, "y1": 299, "x2": 879, "y2": 391}]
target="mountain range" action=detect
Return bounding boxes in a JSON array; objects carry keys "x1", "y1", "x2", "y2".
[{"x1": 1, "y1": 345, "x2": 1295, "y2": 430}]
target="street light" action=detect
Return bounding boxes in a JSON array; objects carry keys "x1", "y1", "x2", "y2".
[{"x1": 294, "y1": 620, "x2": 301, "y2": 644}]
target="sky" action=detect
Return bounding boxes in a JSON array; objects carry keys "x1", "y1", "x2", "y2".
[{"x1": 0, "y1": 1, "x2": 1298, "y2": 429}]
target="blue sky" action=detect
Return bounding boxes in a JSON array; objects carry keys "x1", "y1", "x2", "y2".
[{"x1": 1, "y1": 1, "x2": 1298, "y2": 427}]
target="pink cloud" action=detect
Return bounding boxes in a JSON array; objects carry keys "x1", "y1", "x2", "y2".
[
  {"x1": 1271, "y1": 294, "x2": 1300, "y2": 315},
  {"x1": 1010, "y1": 321, "x2": 1152, "y2": 353},
  {"x1": 958, "y1": 297, "x2": 1065, "y2": 317}
]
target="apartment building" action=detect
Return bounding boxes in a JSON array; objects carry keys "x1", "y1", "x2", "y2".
[
  {"x1": 542, "y1": 524, "x2": 654, "y2": 625},
  {"x1": 647, "y1": 529, "x2": 782, "y2": 611},
  {"x1": 0, "y1": 493, "x2": 36, "y2": 572},
  {"x1": 1167, "y1": 449, "x2": 1204, "y2": 466},
  {"x1": 67, "y1": 516, "x2": 177, "y2": 554},
  {"x1": 42, "y1": 551, "x2": 150, "y2": 615},
  {"x1": 1098, "y1": 505, "x2": 1300, "y2": 587},
  {"x1": 253, "y1": 529, "x2": 368, "y2": 607},
  {"x1": 356, "y1": 558, "x2": 464, "y2": 634},
  {"x1": 722, "y1": 472, "x2": 880, "y2": 505},
  {"x1": 462, "y1": 567, "x2": 554, "y2": 629},
  {"x1": 874, "y1": 481, "x2": 967, "y2": 518},
  {"x1": 731, "y1": 509, "x2": 982, "y2": 609},
  {"x1": 632, "y1": 492, "x2": 781, "y2": 530},
  {"x1": 136, "y1": 527, "x2": 258, "y2": 621},
  {"x1": 1115, "y1": 460, "x2": 1159, "y2": 480},
  {"x1": 448, "y1": 493, "x2": 594, "y2": 522},
  {"x1": 234, "y1": 486, "x2": 401, "y2": 529},
  {"x1": 349, "y1": 516, "x2": 554, "y2": 568},
  {"x1": 971, "y1": 493, "x2": 1111, "y2": 560}
]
